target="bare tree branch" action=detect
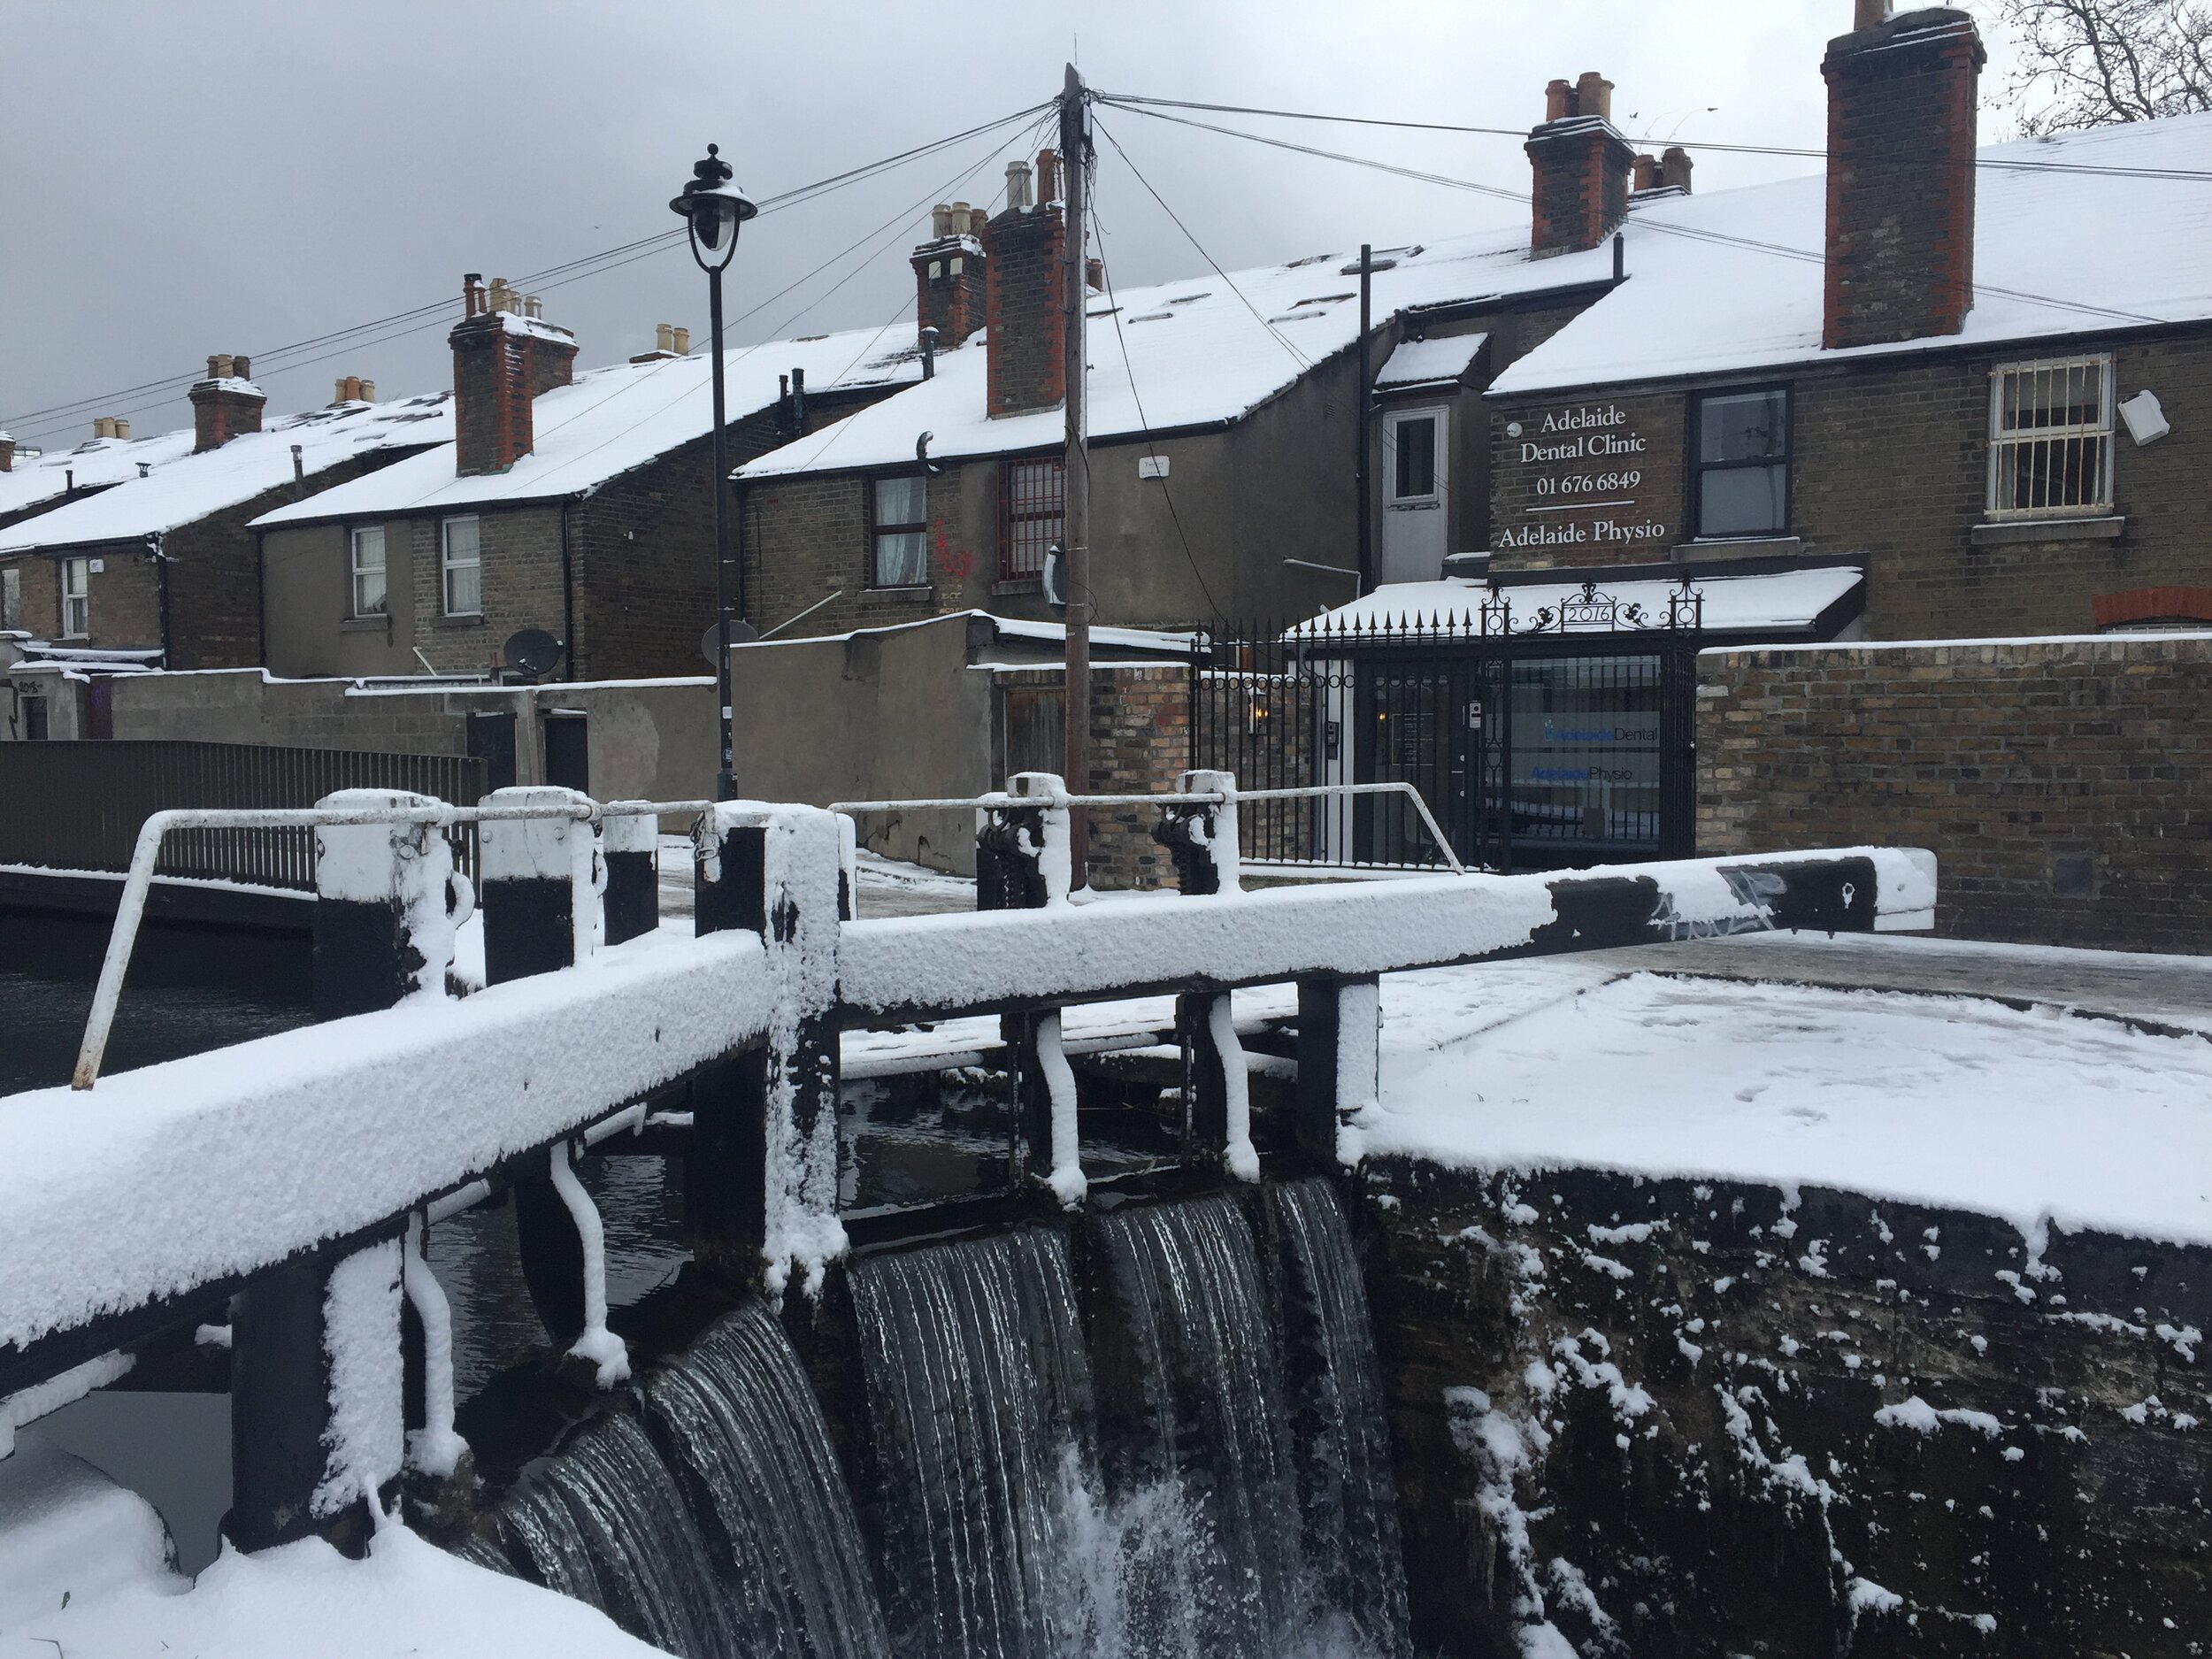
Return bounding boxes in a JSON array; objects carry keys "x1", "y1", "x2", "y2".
[{"x1": 1991, "y1": 0, "x2": 2212, "y2": 130}]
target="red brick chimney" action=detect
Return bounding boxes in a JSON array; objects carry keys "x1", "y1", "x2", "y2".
[
  {"x1": 1525, "y1": 71, "x2": 1635, "y2": 256},
  {"x1": 982, "y1": 152, "x2": 1067, "y2": 417},
  {"x1": 0, "y1": 434, "x2": 13, "y2": 473},
  {"x1": 1822, "y1": 6, "x2": 1985, "y2": 349},
  {"x1": 188, "y1": 354, "x2": 267, "y2": 452},
  {"x1": 449, "y1": 273, "x2": 579, "y2": 476},
  {"x1": 911, "y1": 202, "x2": 989, "y2": 350}
]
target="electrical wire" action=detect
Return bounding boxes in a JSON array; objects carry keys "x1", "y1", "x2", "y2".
[
  {"x1": 1093, "y1": 90, "x2": 2212, "y2": 180},
  {"x1": 1090, "y1": 115, "x2": 1314, "y2": 373},
  {"x1": 1101, "y1": 98, "x2": 2175, "y2": 330},
  {"x1": 4, "y1": 101, "x2": 1056, "y2": 441}
]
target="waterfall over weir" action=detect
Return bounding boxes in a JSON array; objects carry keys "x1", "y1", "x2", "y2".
[{"x1": 465, "y1": 1303, "x2": 891, "y2": 1659}]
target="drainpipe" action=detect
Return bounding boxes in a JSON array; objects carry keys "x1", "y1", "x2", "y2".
[
  {"x1": 1356, "y1": 243, "x2": 1372, "y2": 595},
  {"x1": 559, "y1": 501, "x2": 577, "y2": 681},
  {"x1": 731, "y1": 478, "x2": 749, "y2": 626},
  {"x1": 254, "y1": 525, "x2": 267, "y2": 669},
  {"x1": 150, "y1": 534, "x2": 173, "y2": 668}
]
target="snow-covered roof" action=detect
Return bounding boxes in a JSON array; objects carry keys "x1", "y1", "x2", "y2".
[
  {"x1": 734, "y1": 606, "x2": 1195, "y2": 655},
  {"x1": 738, "y1": 233, "x2": 1617, "y2": 480},
  {"x1": 1494, "y1": 111, "x2": 2212, "y2": 396},
  {"x1": 0, "y1": 396, "x2": 454, "y2": 555},
  {"x1": 0, "y1": 428, "x2": 199, "y2": 523},
  {"x1": 1291, "y1": 565, "x2": 1863, "y2": 638},
  {"x1": 252, "y1": 326, "x2": 924, "y2": 529},
  {"x1": 1375, "y1": 333, "x2": 1487, "y2": 389}
]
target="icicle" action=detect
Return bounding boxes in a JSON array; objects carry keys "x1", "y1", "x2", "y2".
[
  {"x1": 548, "y1": 1141, "x2": 630, "y2": 1386},
  {"x1": 1210, "y1": 995, "x2": 1260, "y2": 1181},
  {"x1": 402, "y1": 1212, "x2": 467, "y2": 1477},
  {"x1": 1036, "y1": 1011, "x2": 1086, "y2": 1208}
]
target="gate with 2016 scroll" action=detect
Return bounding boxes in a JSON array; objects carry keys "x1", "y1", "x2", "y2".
[{"x1": 1192, "y1": 580, "x2": 1702, "y2": 875}]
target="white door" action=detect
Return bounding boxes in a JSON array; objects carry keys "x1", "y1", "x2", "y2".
[{"x1": 1379, "y1": 404, "x2": 1450, "y2": 586}]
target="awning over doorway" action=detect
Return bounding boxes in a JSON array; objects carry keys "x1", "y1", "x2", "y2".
[{"x1": 1290, "y1": 565, "x2": 1864, "y2": 641}]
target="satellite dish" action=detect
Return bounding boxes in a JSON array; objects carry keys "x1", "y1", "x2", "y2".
[
  {"x1": 503, "y1": 627, "x2": 565, "y2": 677},
  {"x1": 699, "y1": 618, "x2": 761, "y2": 666},
  {"x1": 1041, "y1": 542, "x2": 1067, "y2": 612}
]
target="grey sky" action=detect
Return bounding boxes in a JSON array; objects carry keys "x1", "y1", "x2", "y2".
[{"x1": 1, "y1": 2, "x2": 2024, "y2": 452}]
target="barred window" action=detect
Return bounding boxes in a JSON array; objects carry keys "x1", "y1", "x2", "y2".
[
  {"x1": 349, "y1": 526, "x2": 388, "y2": 617},
  {"x1": 1988, "y1": 355, "x2": 2113, "y2": 518},
  {"x1": 871, "y1": 476, "x2": 928, "y2": 587},
  {"x1": 999, "y1": 457, "x2": 1064, "y2": 580},
  {"x1": 441, "y1": 516, "x2": 481, "y2": 616}
]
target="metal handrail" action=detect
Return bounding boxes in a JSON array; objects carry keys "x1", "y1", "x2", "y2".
[
  {"x1": 72, "y1": 796, "x2": 712, "y2": 1092},
  {"x1": 828, "y1": 780, "x2": 1465, "y2": 877}
]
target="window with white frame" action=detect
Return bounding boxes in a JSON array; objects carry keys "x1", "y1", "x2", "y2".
[
  {"x1": 349, "y1": 526, "x2": 388, "y2": 617},
  {"x1": 871, "y1": 476, "x2": 929, "y2": 587},
  {"x1": 441, "y1": 516, "x2": 481, "y2": 616},
  {"x1": 1, "y1": 565, "x2": 19, "y2": 631},
  {"x1": 1989, "y1": 354, "x2": 2114, "y2": 518},
  {"x1": 61, "y1": 556, "x2": 89, "y2": 637}
]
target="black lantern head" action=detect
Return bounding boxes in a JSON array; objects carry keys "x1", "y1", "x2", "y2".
[{"x1": 672, "y1": 144, "x2": 757, "y2": 273}]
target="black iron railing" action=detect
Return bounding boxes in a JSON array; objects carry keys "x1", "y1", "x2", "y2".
[{"x1": 0, "y1": 740, "x2": 487, "y2": 889}]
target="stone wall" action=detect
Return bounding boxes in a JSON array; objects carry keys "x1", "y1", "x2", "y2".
[
  {"x1": 1696, "y1": 634, "x2": 2212, "y2": 953},
  {"x1": 1360, "y1": 1159, "x2": 2211, "y2": 1657}
]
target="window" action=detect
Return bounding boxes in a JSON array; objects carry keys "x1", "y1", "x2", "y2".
[
  {"x1": 871, "y1": 476, "x2": 928, "y2": 587},
  {"x1": 1391, "y1": 414, "x2": 1440, "y2": 503},
  {"x1": 1693, "y1": 388, "x2": 1790, "y2": 538},
  {"x1": 349, "y1": 526, "x2": 388, "y2": 617},
  {"x1": 61, "y1": 557, "x2": 89, "y2": 637},
  {"x1": 999, "y1": 458, "x2": 1064, "y2": 580},
  {"x1": 1, "y1": 565, "x2": 19, "y2": 631},
  {"x1": 1989, "y1": 354, "x2": 2113, "y2": 518},
  {"x1": 441, "y1": 516, "x2": 481, "y2": 616}
]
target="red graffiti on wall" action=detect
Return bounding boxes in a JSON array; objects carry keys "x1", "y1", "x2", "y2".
[{"x1": 933, "y1": 520, "x2": 975, "y2": 584}]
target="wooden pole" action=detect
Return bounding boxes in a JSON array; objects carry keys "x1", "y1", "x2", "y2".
[{"x1": 1060, "y1": 63, "x2": 1092, "y2": 889}]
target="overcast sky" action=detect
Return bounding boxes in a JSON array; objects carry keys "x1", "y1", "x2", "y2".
[{"x1": 1, "y1": 2, "x2": 2026, "y2": 451}]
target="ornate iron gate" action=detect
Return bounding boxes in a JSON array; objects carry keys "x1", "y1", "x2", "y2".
[{"x1": 1193, "y1": 581, "x2": 1701, "y2": 874}]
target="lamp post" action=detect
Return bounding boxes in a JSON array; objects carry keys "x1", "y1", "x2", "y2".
[{"x1": 672, "y1": 144, "x2": 757, "y2": 801}]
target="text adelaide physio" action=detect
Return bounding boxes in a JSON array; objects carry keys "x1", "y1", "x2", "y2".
[{"x1": 1496, "y1": 403, "x2": 1668, "y2": 550}]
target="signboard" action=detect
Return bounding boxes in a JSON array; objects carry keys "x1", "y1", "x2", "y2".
[{"x1": 1495, "y1": 403, "x2": 1669, "y2": 553}]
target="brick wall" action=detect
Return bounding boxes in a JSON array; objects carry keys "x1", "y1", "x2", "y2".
[
  {"x1": 741, "y1": 462, "x2": 974, "y2": 638},
  {"x1": 984, "y1": 203, "x2": 1065, "y2": 417},
  {"x1": 1697, "y1": 635, "x2": 2212, "y2": 952},
  {"x1": 1488, "y1": 327, "x2": 2212, "y2": 639},
  {"x1": 990, "y1": 662, "x2": 1191, "y2": 890},
  {"x1": 1525, "y1": 120, "x2": 1632, "y2": 257}
]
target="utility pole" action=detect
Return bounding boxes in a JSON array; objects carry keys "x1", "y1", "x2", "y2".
[
  {"x1": 1060, "y1": 62, "x2": 1092, "y2": 887},
  {"x1": 1356, "y1": 242, "x2": 1372, "y2": 595}
]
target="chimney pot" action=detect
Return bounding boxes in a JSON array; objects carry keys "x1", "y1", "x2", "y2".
[
  {"x1": 233, "y1": 355, "x2": 250, "y2": 380},
  {"x1": 1545, "y1": 78, "x2": 1573, "y2": 121},
  {"x1": 1822, "y1": 6, "x2": 1985, "y2": 349},
  {"x1": 1632, "y1": 154, "x2": 1661, "y2": 191},
  {"x1": 657, "y1": 323, "x2": 675, "y2": 354},
  {"x1": 211, "y1": 355, "x2": 233, "y2": 380},
  {"x1": 1855, "y1": 0, "x2": 1890, "y2": 27},
  {"x1": 1005, "y1": 160, "x2": 1033, "y2": 211},
  {"x1": 359, "y1": 379, "x2": 375, "y2": 401},
  {"x1": 1036, "y1": 148, "x2": 1061, "y2": 204},
  {"x1": 114, "y1": 419, "x2": 129, "y2": 441},
  {"x1": 1574, "y1": 72, "x2": 1614, "y2": 121},
  {"x1": 932, "y1": 203, "x2": 955, "y2": 237},
  {"x1": 672, "y1": 326, "x2": 689, "y2": 354},
  {"x1": 1086, "y1": 256, "x2": 1104, "y2": 292},
  {"x1": 1661, "y1": 146, "x2": 1694, "y2": 192},
  {"x1": 93, "y1": 418, "x2": 111, "y2": 440}
]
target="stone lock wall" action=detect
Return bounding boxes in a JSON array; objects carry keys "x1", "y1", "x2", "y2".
[
  {"x1": 1696, "y1": 634, "x2": 2212, "y2": 953},
  {"x1": 1359, "y1": 1160, "x2": 2212, "y2": 1658}
]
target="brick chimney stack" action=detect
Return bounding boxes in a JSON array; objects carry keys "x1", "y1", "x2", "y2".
[
  {"x1": 982, "y1": 152, "x2": 1067, "y2": 418},
  {"x1": 1822, "y1": 6, "x2": 1985, "y2": 349},
  {"x1": 1525, "y1": 72, "x2": 1636, "y2": 257},
  {"x1": 911, "y1": 201, "x2": 990, "y2": 350},
  {"x1": 188, "y1": 353, "x2": 267, "y2": 452},
  {"x1": 0, "y1": 433, "x2": 13, "y2": 473},
  {"x1": 449, "y1": 272, "x2": 579, "y2": 476}
]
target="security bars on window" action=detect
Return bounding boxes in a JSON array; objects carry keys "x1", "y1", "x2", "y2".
[
  {"x1": 1000, "y1": 457, "x2": 1064, "y2": 580},
  {"x1": 1988, "y1": 355, "x2": 2114, "y2": 518}
]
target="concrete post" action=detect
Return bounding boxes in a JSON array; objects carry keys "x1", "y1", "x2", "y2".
[
  {"x1": 478, "y1": 787, "x2": 608, "y2": 1357},
  {"x1": 690, "y1": 803, "x2": 847, "y2": 1295}
]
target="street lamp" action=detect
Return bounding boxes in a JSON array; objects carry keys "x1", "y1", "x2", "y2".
[{"x1": 671, "y1": 143, "x2": 757, "y2": 801}]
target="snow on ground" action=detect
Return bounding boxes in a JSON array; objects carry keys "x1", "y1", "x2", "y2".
[
  {"x1": 1360, "y1": 963, "x2": 2212, "y2": 1248},
  {"x1": 0, "y1": 1517, "x2": 668, "y2": 1659}
]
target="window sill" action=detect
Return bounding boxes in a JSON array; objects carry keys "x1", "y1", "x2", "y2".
[
  {"x1": 1971, "y1": 515, "x2": 2124, "y2": 547},
  {"x1": 864, "y1": 585, "x2": 933, "y2": 601},
  {"x1": 340, "y1": 616, "x2": 389, "y2": 633},
  {"x1": 1673, "y1": 535, "x2": 1800, "y2": 563},
  {"x1": 434, "y1": 613, "x2": 487, "y2": 629},
  {"x1": 992, "y1": 578, "x2": 1042, "y2": 596}
]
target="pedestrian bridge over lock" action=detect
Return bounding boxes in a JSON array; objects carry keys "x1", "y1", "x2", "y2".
[{"x1": 0, "y1": 773, "x2": 1935, "y2": 1557}]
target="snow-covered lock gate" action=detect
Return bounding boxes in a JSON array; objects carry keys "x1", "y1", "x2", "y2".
[{"x1": 0, "y1": 775, "x2": 1935, "y2": 1558}]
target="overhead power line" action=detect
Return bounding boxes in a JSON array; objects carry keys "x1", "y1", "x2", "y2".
[
  {"x1": 1093, "y1": 91, "x2": 2212, "y2": 181},
  {"x1": 4, "y1": 101, "x2": 1055, "y2": 441},
  {"x1": 1100, "y1": 99, "x2": 2173, "y2": 330}
]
